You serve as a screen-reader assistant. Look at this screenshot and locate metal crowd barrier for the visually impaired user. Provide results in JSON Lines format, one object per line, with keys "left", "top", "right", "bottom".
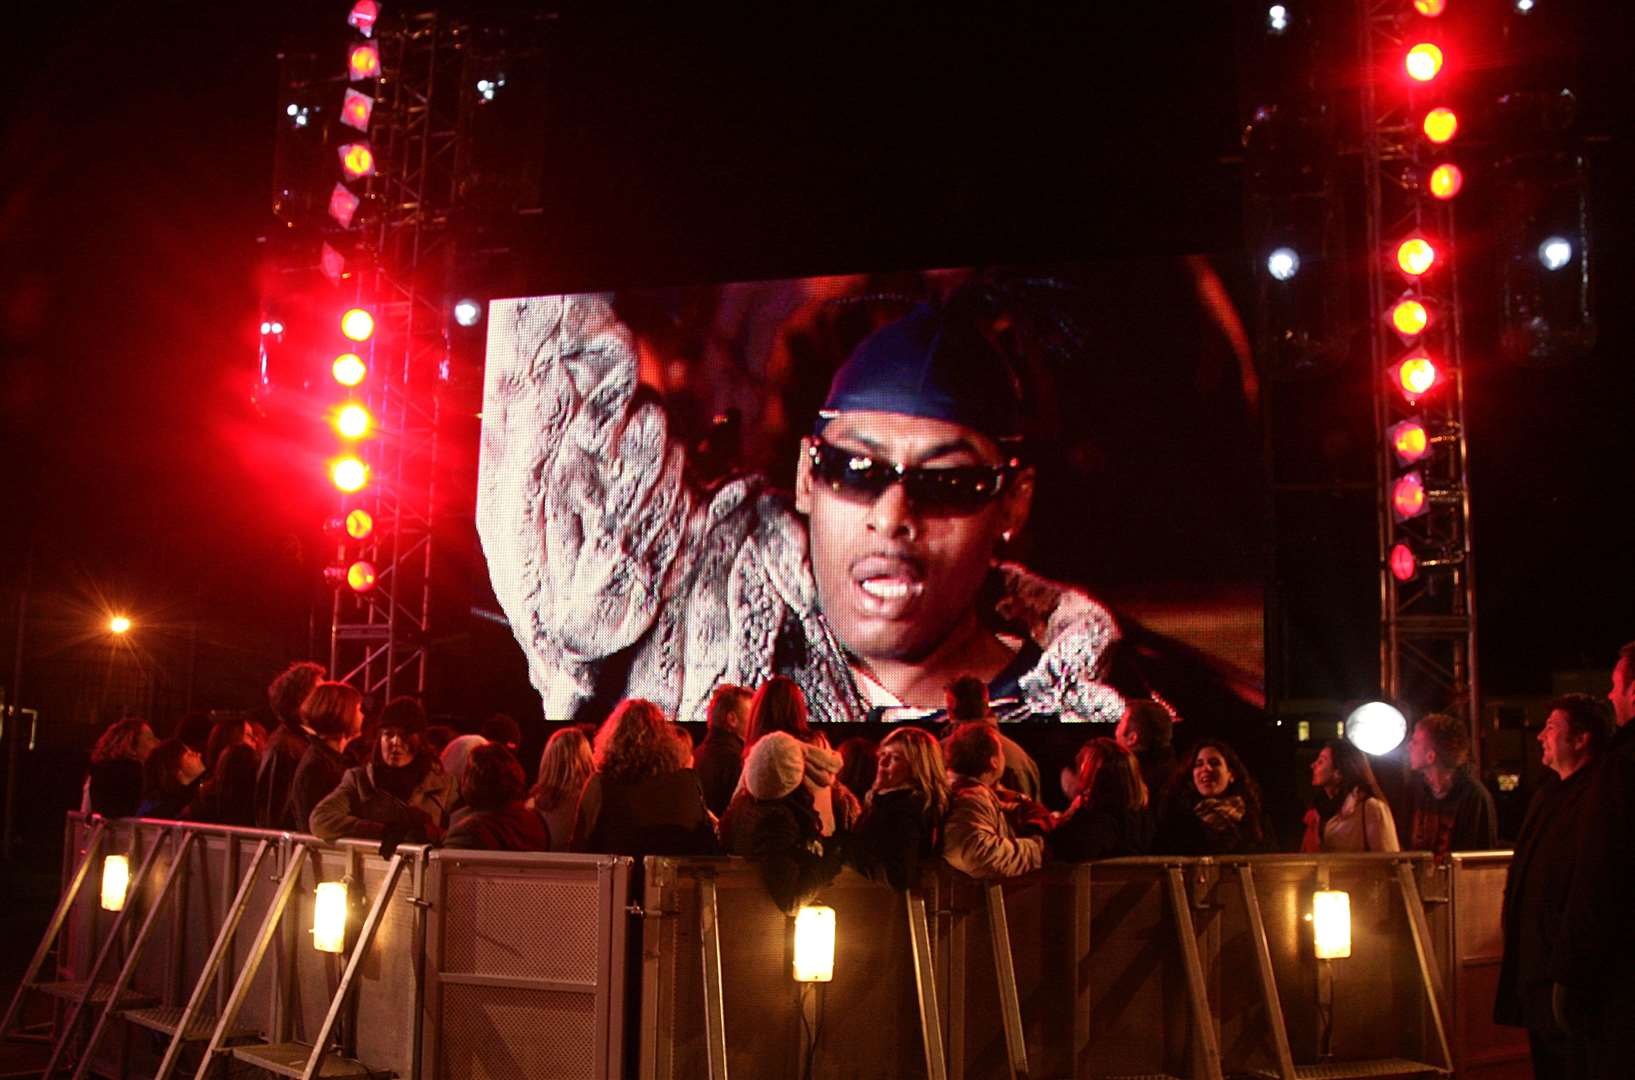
{"left": 12, "top": 815, "right": 1519, "bottom": 1079}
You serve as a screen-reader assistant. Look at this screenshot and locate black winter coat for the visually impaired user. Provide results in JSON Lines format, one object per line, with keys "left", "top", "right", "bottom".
{"left": 571, "top": 769, "right": 718, "bottom": 856}
{"left": 848, "top": 787, "right": 936, "bottom": 891}
{"left": 1552, "top": 722, "right": 1635, "bottom": 998}
{"left": 1049, "top": 801, "right": 1154, "bottom": 861}
{"left": 692, "top": 730, "right": 744, "bottom": 818}
{"left": 721, "top": 786, "right": 843, "bottom": 913}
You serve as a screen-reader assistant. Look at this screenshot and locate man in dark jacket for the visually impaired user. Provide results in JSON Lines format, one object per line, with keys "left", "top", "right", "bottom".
{"left": 253, "top": 661, "right": 325, "bottom": 828}
{"left": 1551, "top": 641, "right": 1635, "bottom": 1080}
{"left": 1404, "top": 711, "right": 1498, "bottom": 855}
{"left": 694, "top": 685, "right": 751, "bottom": 816}
{"left": 1495, "top": 693, "right": 1611, "bottom": 1079}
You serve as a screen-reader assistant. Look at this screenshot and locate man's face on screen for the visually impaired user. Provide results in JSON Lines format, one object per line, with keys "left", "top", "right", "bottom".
{"left": 795, "top": 410, "right": 1031, "bottom": 666}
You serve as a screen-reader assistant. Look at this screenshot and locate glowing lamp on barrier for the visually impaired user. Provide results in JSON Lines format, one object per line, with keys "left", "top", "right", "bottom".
{"left": 100, "top": 855, "right": 130, "bottom": 912}
{"left": 346, "top": 508, "right": 374, "bottom": 540}
{"left": 1396, "top": 237, "right": 1436, "bottom": 277}
{"left": 341, "top": 308, "right": 375, "bottom": 342}
{"left": 1423, "top": 107, "right": 1458, "bottom": 144}
{"left": 336, "top": 404, "right": 372, "bottom": 439}
{"left": 331, "top": 456, "right": 369, "bottom": 493}
{"left": 339, "top": 143, "right": 376, "bottom": 179}
{"left": 1428, "top": 164, "right": 1463, "bottom": 200}
{"left": 1346, "top": 701, "right": 1408, "bottom": 754}
{"left": 1312, "top": 890, "right": 1352, "bottom": 959}
{"left": 348, "top": 43, "right": 381, "bottom": 82}
{"left": 1390, "top": 298, "right": 1429, "bottom": 337}
{"left": 1405, "top": 43, "right": 1443, "bottom": 83}
{"left": 1392, "top": 472, "right": 1428, "bottom": 521}
{"left": 346, "top": 561, "right": 378, "bottom": 593}
{"left": 333, "top": 353, "right": 367, "bottom": 387}
{"left": 1413, "top": 0, "right": 1447, "bottom": 15}
{"left": 792, "top": 904, "right": 836, "bottom": 983}
{"left": 329, "top": 184, "right": 361, "bottom": 229}
{"left": 1390, "top": 543, "right": 1419, "bottom": 583}
{"left": 347, "top": 0, "right": 380, "bottom": 37}
{"left": 1388, "top": 419, "right": 1431, "bottom": 465}
{"left": 313, "top": 881, "right": 348, "bottom": 953}
{"left": 1394, "top": 352, "right": 1440, "bottom": 401}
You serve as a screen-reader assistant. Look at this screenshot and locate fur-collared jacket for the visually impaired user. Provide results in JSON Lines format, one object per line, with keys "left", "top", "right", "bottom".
{"left": 476, "top": 292, "right": 1126, "bottom": 724}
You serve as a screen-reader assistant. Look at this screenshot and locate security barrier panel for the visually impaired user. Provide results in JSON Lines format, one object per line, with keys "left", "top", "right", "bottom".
{"left": 1439, "top": 852, "right": 1529, "bottom": 1080}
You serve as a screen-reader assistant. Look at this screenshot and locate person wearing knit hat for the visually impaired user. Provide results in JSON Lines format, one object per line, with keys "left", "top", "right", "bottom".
{"left": 309, "top": 696, "right": 456, "bottom": 855}
{"left": 722, "top": 730, "right": 847, "bottom": 914}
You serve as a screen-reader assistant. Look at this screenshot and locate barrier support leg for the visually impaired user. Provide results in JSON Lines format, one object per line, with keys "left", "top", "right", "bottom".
{"left": 906, "top": 892, "right": 948, "bottom": 1080}
{"left": 1394, "top": 861, "right": 1455, "bottom": 1073}
{"left": 983, "top": 883, "right": 1030, "bottom": 1080}
{"left": 0, "top": 822, "right": 106, "bottom": 1042}
{"left": 1234, "top": 864, "right": 1296, "bottom": 1080}
{"left": 1164, "top": 866, "right": 1224, "bottom": 1080}
{"left": 298, "top": 852, "right": 405, "bottom": 1080}
{"left": 697, "top": 876, "right": 729, "bottom": 1080}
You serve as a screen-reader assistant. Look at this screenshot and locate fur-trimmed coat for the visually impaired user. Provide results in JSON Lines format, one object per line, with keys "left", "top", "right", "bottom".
{"left": 476, "top": 292, "right": 1125, "bottom": 723}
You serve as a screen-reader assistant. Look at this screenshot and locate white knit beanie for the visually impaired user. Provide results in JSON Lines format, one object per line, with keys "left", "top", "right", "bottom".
{"left": 744, "top": 732, "right": 806, "bottom": 800}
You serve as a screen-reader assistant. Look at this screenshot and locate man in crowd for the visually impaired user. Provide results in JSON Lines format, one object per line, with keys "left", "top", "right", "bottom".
{"left": 1494, "top": 693, "right": 1611, "bottom": 1079}
{"left": 1404, "top": 711, "right": 1497, "bottom": 855}
{"left": 1551, "top": 641, "right": 1635, "bottom": 1079}
{"left": 475, "top": 289, "right": 1125, "bottom": 725}
{"left": 694, "top": 684, "right": 752, "bottom": 816}
{"left": 253, "top": 660, "right": 325, "bottom": 829}
{"left": 1116, "top": 698, "right": 1179, "bottom": 803}
{"left": 945, "top": 675, "right": 1040, "bottom": 800}
{"left": 942, "top": 722, "right": 1050, "bottom": 879}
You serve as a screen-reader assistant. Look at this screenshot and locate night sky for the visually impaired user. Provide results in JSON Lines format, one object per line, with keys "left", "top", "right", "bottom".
{"left": 2, "top": 0, "right": 1632, "bottom": 782}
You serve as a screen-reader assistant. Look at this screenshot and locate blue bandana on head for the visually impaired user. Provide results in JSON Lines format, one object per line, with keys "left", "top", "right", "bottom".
{"left": 816, "top": 304, "right": 1024, "bottom": 441}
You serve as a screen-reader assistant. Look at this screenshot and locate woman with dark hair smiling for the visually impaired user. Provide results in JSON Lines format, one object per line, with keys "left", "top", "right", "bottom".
{"left": 1154, "top": 739, "right": 1274, "bottom": 855}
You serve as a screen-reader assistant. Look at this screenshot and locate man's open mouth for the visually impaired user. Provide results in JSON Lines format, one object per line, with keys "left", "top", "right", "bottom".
{"left": 850, "top": 555, "right": 926, "bottom": 617}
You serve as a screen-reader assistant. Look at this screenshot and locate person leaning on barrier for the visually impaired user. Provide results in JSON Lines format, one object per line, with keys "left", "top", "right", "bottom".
{"left": 254, "top": 660, "right": 326, "bottom": 829}
{"left": 694, "top": 685, "right": 751, "bottom": 818}
{"left": 1049, "top": 737, "right": 1153, "bottom": 861}
{"left": 941, "top": 721, "right": 1049, "bottom": 880}
{"left": 1550, "top": 641, "right": 1635, "bottom": 1079}
{"left": 1405, "top": 711, "right": 1498, "bottom": 855}
{"left": 1153, "top": 738, "right": 1274, "bottom": 856}
{"left": 287, "top": 682, "right": 364, "bottom": 832}
{"left": 1494, "top": 693, "right": 1611, "bottom": 1080}
{"left": 529, "top": 726, "right": 594, "bottom": 853}
{"left": 84, "top": 715, "right": 159, "bottom": 818}
{"left": 190, "top": 743, "right": 259, "bottom": 827}
{"left": 848, "top": 727, "right": 950, "bottom": 890}
{"left": 309, "top": 697, "right": 456, "bottom": 853}
{"left": 443, "top": 742, "right": 550, "bottom": 851}
{"left": 1303, "top": 739, "right": 1400, "bottom": 853}
{"left": 570, "top": 699, "right": 717, "bottom": 856}
{"left": 721, "top": 731, "right": 846, "bottom": 913}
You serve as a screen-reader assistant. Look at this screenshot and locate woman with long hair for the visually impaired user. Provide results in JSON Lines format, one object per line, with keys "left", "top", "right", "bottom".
{"left": 86, "top": 716, "right": 159, "bottom": 817}
{"left": 741, "top": 676, "right": 857, "bottom": 834}
{"left": 848, "top": 727, "right": 950, "bottom": 889}
{"left": 287, "top": 682, "right": 364, "bottom": 831}
{"left": 1153, "top": 738, "right": 1274, "bottom": 855}
{"left": 571, "top": 699, "right": 716, "bottom": 855}
{"left": 1306, "top": 739, "right": 1400, "bottom": 852}
{"left": 529, "top": 727, "right": 594, "bottom": 852}
{"left": 445, "top": 742, "right": 550, "bottom": 851}
{"left": 1049, "top": 737, "right": 1153, "bottom": 860}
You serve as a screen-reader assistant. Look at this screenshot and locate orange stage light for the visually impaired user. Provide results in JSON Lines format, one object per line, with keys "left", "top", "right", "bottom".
{"left": 1389, "top": 419, "right": 1431, "bottom": 464}
{"left": 348, "top": 43, "right": 381, "bottom": 81}
{"left": 1428, "top": 164, "right": 1463, "bottom": 200}
{"left": 1397, "top": 352, "right": 1440, "bottom": 398}
{"left": 336, "top": 404, "right": 371, "bottom": 439}
{"left": 1405, "top": 43, "right": 1443, "bottom": 82}
{"left": 1413, "top": 0, "right": 1447, "bottom": 16}
{"left": 339, "top": 143, "right": 375, "bottom": 179}
{"left": 1392, "top": 473, "right": 1427, "bottom": 520}
{"left": 1396, "top": 238, "right": 1436, "bottom": 277}
{"left": 345, "top": 508, "right": 374, "bottom": 540}
{"left": 332, "top": 353, "right": 367, "bottom": 386}
{"left": 1390, "top": 544, "right": 1418, "bottom": 582}
{"left": 1423, "top": 107, "right": 1458, "bottom": 144}
{"left": 331, "top": 456, "right": 368, "bottom": 493}
{"left": 1391, "top": 298, "right": 1429, "bottom": 336}
{"left": 341, "top": 308, "right": 375, "bottom": 342}
{"left": 346, "top": 561, "right": 378, "bottom": 592}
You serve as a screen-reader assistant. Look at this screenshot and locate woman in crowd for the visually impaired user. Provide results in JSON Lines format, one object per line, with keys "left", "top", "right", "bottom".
{"left": 444, "top": 742, "right": 550, "bottom": 851}
{"left": 85, "top": 716, "right": 159, "bottom": 817}
{"left": 722, "top": 731, "right": 846, "bottom": 912}
{"left": 571, "top": 699, "right": 716, "bottom": 855}
{"left": 848, "top": 727, "right": 948, "bottom": 890}
{"left": 287, "top": 682, "right": 364, "bottom": 831}
{"left": 1153, "top": 739, "right": 1274, "bottom": 855}
{"left": 836, "top": 737, "right": 878, "bottom": 804}
{"left": 1304, "top": 739, "right": 1400, "bottom": 852}
{"left": 1049, "top": 737, "right": 1153, "bottom": 860}
{"left": 309, "top": 697, "right": 457, "bottom": 852}
{"left": 530, "top": 727, "right": 593, "bottom": 853}
{"left": 741, "top": 677, "right": 858, "bottom": 835}
{"left": 137, "top": 738, "right": 207, "bottom": 819}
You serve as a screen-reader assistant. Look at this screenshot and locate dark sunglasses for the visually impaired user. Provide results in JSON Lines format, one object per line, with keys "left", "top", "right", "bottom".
{"left": 806, "top": 439, "right": 1018, "bottom": 515}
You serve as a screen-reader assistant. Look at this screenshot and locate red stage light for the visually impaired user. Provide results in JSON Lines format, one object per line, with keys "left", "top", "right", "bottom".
{"left": 346, "top": 508, "right": 374, "bottom": 540}
{"left": 348, "top": 1, "right": 380, "bottom": 37}
{"left": 1396, "top": 237, "right": 1436, "bottom": 277}
{"left": 348, "top": 43, "right": 381, "bottom": 82}
{"left": 333, "top": 353, "right": 367, "bottom": 386}
{"left": 341, "top": 308, "right": 375, "bottom": 342}
{"left": 1392, "top": 472, "right": 1428, "bottom": 520}
{"left": 1390, "top": 544, "right": 1418, "bottom": 582}
{"left": 1423, "top": 107, "right": 1458, "bottom": 144}
{"left": 1389, "top": 419, "right": 1431, "bottom": 464}
{"left": 1391, "top": 298, "right": 1429, "bottom": 337}
{"left": 340, "top": 89, "right": 374, "bottom": 133}
{"left": 328, "top": 184, "right": 361, "bottom": 229}
{"left": 1405, "top": 43, "right": 1443, "bottom": 83}
{"left": 338, "top": 143, "right": 376, "bottom": 179}
{"left": 320, "top": 242, "right": 347, "bottom": 285}
{"left": 335, "top": 404, "right": 372, "bottom": 439}
{"left": 1413, "top": 0, "right": 1447, "bottom": 16}
{"left": 1395, "top": 351, "right": 1441, "bottom": 400}
{"left": 346, "top": 560, "right": 378, "bottom": 592}
{"left": 1428, "top": 164, "right": 1463, "bottom": 200}
{"left": 331, "top": 456, "right": 369, "bottom": 493}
